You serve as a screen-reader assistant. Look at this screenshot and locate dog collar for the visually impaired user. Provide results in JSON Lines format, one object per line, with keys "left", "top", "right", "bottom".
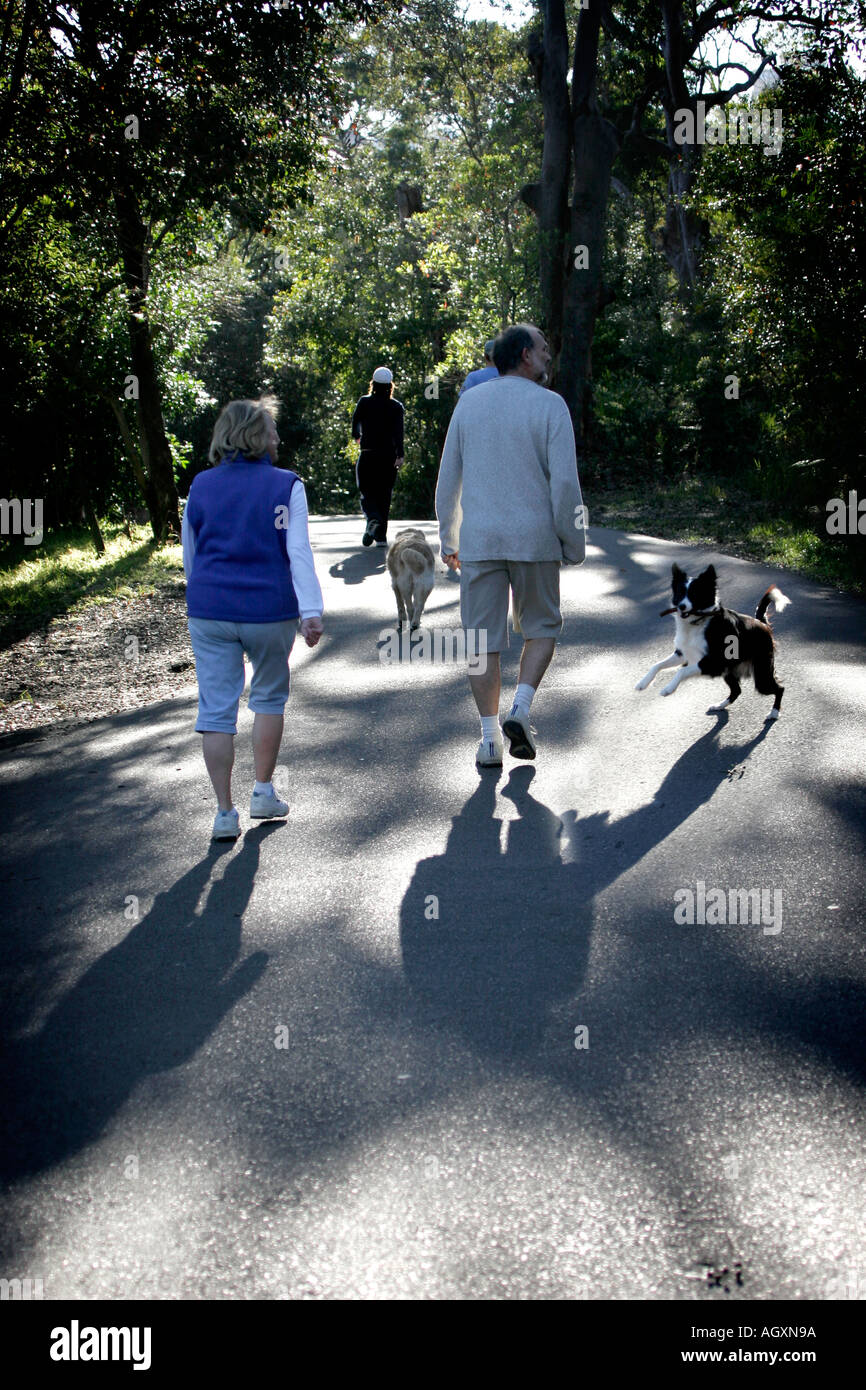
{"left": 660, "top": 604, "right": 720, "bottom": 620}
{"left": 688, "top": 605, "right": 720, "bottom": 622}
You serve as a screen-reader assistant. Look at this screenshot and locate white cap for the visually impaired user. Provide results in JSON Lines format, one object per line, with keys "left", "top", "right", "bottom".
{"left": 372, "top": 367, "right": 392, "bottom": 384}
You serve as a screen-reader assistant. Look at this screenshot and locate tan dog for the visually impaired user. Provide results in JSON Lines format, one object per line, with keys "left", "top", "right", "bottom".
{"left": 386, "top": 528, "right": 435, "bottom": 630}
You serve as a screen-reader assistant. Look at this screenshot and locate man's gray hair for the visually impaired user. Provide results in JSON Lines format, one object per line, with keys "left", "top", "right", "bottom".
{"left": 209, "top": 396, "right": 278, "bottom": 464}
{"left": 492, "top": 324, "right": 535, "bottom": 375}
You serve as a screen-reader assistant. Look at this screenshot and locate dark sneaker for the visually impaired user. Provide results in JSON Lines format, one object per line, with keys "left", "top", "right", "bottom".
{"left": 501, "top": 708, "right": 537, "bottom": 759}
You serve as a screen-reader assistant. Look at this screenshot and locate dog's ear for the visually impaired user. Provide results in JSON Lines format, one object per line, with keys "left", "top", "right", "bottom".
{"left": 672, "top": 563, "right": 686, "bottom": 581}
{"left": 699, "top": 564, "right": 717, "bottom": 585}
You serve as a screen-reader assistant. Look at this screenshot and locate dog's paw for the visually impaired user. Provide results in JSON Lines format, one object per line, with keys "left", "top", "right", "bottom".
{"left": 635, "top": 675, "right": 652, "bottom": 691}
{"left": 766, "top": 707, "right": 781, "bottom": 721}
{"left": 660, "top": 682, "right": 678, "bottom": 697}
{"left": 710, "top": 699, "right": 731, "bottom": 712}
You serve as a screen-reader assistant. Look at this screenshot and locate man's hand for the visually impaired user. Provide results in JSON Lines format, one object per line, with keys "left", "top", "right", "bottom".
{"left": 300, "top": 616, "right": 323, "bottom": 647}
{"left": 441, "top": 551, "right": 460, "bottom": 572}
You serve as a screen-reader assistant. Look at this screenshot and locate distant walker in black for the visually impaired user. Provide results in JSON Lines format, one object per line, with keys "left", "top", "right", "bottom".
{"left": 351, "top": 366, "right": 405, "bottom": 546}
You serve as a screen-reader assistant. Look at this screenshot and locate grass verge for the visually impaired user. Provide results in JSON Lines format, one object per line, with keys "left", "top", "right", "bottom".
{"left": 0, "top": 523, "right": 185, "bottom": 641}
{"left": 588, "top": 475, "right": 865, "bottom": 594}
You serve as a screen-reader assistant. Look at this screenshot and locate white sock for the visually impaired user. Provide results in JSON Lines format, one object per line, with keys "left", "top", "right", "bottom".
{"left": 480, "top": 716, "right": 500, "bottom": 742}
{"left": 510, "top": 683, "right": 535, "bottom": 717}
{"left": 253, "top": 781, "right": 274, "bottom": 796}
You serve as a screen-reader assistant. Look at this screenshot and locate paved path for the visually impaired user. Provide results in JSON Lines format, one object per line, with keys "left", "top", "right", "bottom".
{"left": 1, "top": 519, "right": 865, "bottom": 1300}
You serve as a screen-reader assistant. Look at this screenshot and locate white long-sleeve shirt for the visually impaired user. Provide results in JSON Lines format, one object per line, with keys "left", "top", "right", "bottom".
{"left": 182, "top": 477, "right": 324, "bottom": 619}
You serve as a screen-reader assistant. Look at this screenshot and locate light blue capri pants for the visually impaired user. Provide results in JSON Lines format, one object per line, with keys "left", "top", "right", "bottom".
{"left": 187, "top": 618, "right": 296, "bottom": 734}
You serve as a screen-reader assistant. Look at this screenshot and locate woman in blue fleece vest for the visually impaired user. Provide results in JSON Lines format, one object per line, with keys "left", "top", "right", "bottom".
{"left": 183, "top": 397, "right": 324, "bottom": 840}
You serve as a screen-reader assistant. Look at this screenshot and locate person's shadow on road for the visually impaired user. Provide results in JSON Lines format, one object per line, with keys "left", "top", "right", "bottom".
{"left": 400, "top": 719, "right": 775, "bottom": 1063}
{"left": 0, "top": 825, "right": 277, "bottom": 1185}
{"left": 401, "top": 766, "right": 589, "bottom": 1057}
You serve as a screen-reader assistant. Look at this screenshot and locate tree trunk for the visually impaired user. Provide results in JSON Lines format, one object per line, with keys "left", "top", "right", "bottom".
{"left": 659, "top": 0, "right": 706, "bottom": 298}
{"left": 82, "top": 492, "right": 105, "bottom": 555}
{"left": 558, "top": 1, "right": 621, "bottom": 448}
{"left": 526, "top": 0, "right": 620, "bottom": 447}
{"left": 103, "top": 393, "right": 158, "bottom": 525}
{"left": 0, "top": 0, "right": 37, "bottom": 164}
{"left": 662, "top": 136, "right": 705, "bottom": 294}
{"left": 527, "top": 1, "right": 572, "bottom": 366}
{"left": 114, "top": 183, "right": 180, "bottom": 543}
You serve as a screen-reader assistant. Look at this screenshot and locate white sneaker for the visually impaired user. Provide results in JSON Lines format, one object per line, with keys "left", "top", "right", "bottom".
{"left": 249, "top": 788, "right": 289, "bottom": 819}
{"left": 212, "top": 807, "right": 241, "bottom": 840}
{"left": 475, "top": 736, "right": 504, "bottom": 767}
{"left": 501, "top": 708, "right": 537, "bottom": 760}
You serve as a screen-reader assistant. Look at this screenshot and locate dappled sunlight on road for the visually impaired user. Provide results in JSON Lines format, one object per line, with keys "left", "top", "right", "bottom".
{"left": 1, "top": 521, "right": 865, "bottom": 1297}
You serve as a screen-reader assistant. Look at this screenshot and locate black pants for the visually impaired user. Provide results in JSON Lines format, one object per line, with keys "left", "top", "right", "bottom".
{"left": 356, "top": 450, "right": 396, "bottom": 541}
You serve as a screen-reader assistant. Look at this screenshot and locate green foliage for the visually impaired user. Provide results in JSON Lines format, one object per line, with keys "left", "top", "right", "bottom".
{"left": 1, "top": 0, "right": 863, "bottom": 600}
{"left": 587, "top": 49, "right": 866, "bottom": 576}
{"left": 263, "top": 0, "right": 541, "bottom": 510}
{"left": 697, "top": 62, "right": 866, "bottom": 508}
{"left": 0, "top": 0, "right": 399, "bottom": 530}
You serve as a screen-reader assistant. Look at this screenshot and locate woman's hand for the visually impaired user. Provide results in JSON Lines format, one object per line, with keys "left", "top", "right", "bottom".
{"left": 441, "top": 551, "right": 460, "bottom": 571}
{"left": 394, "top": 456, "right": 404, "bottom": 471}
{"left": 301, "top": 617, "right": 323, "bottom": 647}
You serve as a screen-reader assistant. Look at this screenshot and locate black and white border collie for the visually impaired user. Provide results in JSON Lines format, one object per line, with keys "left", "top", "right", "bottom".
{"left": 635, "top": 563, "right": 791, "bottom": 719}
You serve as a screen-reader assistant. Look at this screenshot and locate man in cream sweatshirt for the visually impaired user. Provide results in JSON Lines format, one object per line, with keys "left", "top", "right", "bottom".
{"left": 435, "top": 323, "right": 586, "bottom": 766}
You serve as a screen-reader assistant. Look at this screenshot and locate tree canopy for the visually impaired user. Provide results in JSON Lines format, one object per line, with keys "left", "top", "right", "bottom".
{"left": 1, "top": 0, "right": 863, "bottom": 584}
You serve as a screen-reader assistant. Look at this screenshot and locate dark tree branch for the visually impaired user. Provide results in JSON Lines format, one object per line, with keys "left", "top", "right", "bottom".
{"left": 0, "top": 0, "right": 37, "bottom": 162}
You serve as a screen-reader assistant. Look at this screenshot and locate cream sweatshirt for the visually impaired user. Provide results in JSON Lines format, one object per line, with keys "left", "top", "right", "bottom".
{"left": 435, "top": 375, "right": 586, "bottom": 564}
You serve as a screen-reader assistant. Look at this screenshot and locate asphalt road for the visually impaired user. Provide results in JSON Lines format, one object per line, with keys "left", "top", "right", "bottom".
{"left": 1, "top": 519, "right": 865, "bottom": 1300}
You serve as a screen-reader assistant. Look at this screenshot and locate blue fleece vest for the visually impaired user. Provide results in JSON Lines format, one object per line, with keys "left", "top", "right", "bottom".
{"left": 185, "top": 458, "right": 300, "bottom": 623}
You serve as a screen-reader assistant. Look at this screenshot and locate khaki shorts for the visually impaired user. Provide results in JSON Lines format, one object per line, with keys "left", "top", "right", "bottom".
{"left": 459, "top": 560, "right": 562, "bottom": 653}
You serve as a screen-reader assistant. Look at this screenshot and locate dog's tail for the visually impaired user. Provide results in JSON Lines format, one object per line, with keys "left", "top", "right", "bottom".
{"left": 755, "top": 585, "right": 791, "bottom": 624}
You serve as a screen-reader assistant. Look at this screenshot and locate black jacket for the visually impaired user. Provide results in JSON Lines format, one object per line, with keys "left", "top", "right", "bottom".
{"left": 351, "top": 395, "right": 404, "bottom": 458}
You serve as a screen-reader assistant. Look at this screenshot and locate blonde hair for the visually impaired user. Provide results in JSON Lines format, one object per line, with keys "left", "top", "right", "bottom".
{"left": 209, "top": 396, "right": 279, "bottom": 464}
